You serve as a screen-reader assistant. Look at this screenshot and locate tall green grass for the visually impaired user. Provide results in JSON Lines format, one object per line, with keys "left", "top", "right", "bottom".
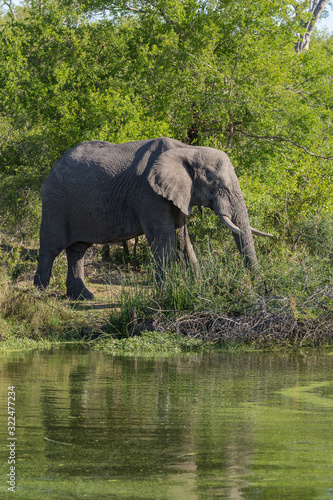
{"left": 1, "top": 239, "right": 333, "bottom": 344}
{"left": 105, "top": 244, "right": 333, "bottom": 337}
{"left": 106, "top": 248, "right": 262, "bottom": 336}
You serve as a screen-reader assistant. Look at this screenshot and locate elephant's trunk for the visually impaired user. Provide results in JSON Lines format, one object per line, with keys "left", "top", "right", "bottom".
{"left": 214, "top": 192, "right": 259, "bottom": 273}
{"left": 232, "top": 229, "right": 259, "bottom": 273}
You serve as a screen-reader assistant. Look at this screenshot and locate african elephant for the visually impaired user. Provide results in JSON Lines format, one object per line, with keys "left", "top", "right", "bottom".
{"left": 34, "top": 137, "right": 271, "bottom": 299}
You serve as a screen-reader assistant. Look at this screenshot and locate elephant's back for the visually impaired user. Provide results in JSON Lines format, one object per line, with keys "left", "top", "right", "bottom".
{"left": 53, "top": 140, "right": 149, "bottom": 177}
{"left": 43, "top": 137, "right": 189, "bottom": 196}
{"left": 42, "top": 141, "right": 142, "bottom": 197}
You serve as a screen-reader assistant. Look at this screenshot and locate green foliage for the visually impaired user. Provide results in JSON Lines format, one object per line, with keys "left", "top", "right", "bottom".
{"left": 0, "top": 242, "right": 37, "bottom": 281}
{"left": 0, "top": 0, "right": 333, "bottom": 243}
{"left": 93, "top": 330, "right": 213, "bottom": 355}
{"left": 0, "top": 336, "right": 53, "bottom": 351}
{"left": 0, "top": 286, "right": 75, "bottom": 338}
{"left": 49, "top": 251, "right": 68, "bottom": 291}
{"left": 292, "top": 213, "right": 333, "bottom": 256}
{"left": 105, "top": 249, "right": 260, "bottom": 337}
{"left": 0, "top": 240, "right": 333, "bottom": 345}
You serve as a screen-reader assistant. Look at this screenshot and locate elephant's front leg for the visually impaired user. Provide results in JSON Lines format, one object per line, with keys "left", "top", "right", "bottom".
{"left": 66, "top": 243, "right": 94, "bottom": 300}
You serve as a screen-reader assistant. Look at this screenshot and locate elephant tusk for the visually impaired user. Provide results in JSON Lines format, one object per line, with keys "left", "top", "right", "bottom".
{"left": 250, "top": 227, "right": 273, "bottom": 238}
{"left": 221, "top": 215, "right": 243, "bottom": 235}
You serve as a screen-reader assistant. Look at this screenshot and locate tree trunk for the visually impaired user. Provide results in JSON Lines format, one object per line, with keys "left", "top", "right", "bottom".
{"left": 295, "top": 0, "right": 331, "bottom": 53}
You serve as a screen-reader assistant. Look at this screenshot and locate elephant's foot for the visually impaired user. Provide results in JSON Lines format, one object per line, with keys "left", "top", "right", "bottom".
{"left": 66, "top": 285, "right": 95, "bottom": 300}
{"left": 33, "top": 273, "right": 49, "bottom": 292}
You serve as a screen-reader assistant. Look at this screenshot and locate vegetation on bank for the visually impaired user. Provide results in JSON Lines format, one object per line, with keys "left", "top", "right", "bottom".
{"left": 0, "top": 231, "right": 333, "bottom": 350}
{"left": 1, "top": 1, "right": 333, "bottom": 350}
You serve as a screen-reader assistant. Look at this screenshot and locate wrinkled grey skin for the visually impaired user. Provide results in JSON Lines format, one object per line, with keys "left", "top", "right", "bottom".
{"left": 34, "top": 137, "right": 261, "bottom": 299}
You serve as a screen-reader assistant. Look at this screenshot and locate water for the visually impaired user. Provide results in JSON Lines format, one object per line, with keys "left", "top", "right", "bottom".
{"left": 0, "top": 348, "right": 333, "bottom": 499}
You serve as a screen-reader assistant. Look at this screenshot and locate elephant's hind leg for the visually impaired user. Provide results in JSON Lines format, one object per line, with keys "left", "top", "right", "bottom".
{"left": 34, "top": 247, "right": 61, "bottom": 291}
{"left": 66, "top": 243, "right": 94, "bottom": 300}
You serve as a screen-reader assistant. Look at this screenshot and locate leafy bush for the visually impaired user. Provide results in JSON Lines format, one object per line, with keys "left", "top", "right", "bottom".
{"left": 292, "top": 214, "right": 333, "bottom": 256}
{"left": 0, "top": 243, "right": 37, "bottom": 282}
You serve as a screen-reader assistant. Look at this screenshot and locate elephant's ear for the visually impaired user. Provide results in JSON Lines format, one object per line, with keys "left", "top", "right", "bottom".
{"left": 148, "top": 148, "right": 197, "bottom": 215}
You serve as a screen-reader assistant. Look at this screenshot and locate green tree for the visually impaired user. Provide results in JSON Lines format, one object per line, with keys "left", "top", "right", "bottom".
{"left": 0, "top": 0, "right": 332, "bottom": 243}
{"left": 0, "top": 0, "right": 170, "bottom": 235}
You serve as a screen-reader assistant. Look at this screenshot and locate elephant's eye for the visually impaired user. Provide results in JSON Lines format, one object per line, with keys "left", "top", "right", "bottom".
{"left": 205, "top": 170, "right": 217, "bottom": 182}
{"left": 207, "top": 179, "right": 219, "bottom": 193}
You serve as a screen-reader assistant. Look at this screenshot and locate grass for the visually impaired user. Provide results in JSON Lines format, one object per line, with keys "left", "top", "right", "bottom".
{"left": 0, "top": 238, "right": 333, "bottom": 351}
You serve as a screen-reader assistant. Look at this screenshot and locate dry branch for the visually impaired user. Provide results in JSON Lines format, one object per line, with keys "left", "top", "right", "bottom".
{"left": 129, "top": 289, "right": 333, "bottom": 346}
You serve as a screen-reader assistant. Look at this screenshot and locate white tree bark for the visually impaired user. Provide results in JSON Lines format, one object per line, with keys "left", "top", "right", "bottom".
{"left": 295, "top": 0, "right": 331, "bottom": 53}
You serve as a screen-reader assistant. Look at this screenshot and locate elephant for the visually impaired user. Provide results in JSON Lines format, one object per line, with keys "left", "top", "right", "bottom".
{"left": 34, "top": 137, "right": 271, "bottom": 299}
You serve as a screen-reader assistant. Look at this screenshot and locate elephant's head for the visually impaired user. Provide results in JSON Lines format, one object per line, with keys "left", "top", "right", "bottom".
{"left": 148, "top": 146, "right": 271, "bottom": 272}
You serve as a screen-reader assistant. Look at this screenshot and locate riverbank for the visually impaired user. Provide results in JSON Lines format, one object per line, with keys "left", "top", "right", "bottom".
{"left": 0, "top": 239, "right": 333, "bottom": 352}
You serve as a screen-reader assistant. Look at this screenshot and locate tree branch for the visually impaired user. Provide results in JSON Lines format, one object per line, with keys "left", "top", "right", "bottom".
{"left": 234, "top": 128, "right": 333, "bottom": 159}
{"left": 124, "top": 4, "right": 146, "bottom": 14}
{"left": 3, "top": 0, "right": 17, "bottom": 19}
{"left": 226, "top": 121, "right": 234, "bottom": 152}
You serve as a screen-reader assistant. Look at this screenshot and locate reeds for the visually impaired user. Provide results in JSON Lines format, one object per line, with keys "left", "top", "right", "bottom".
{"left": 1, "top": 244, "right": 333, "bottom": 347}
{"left": 104, "top": 247, "right": 333, "bottom": 346}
